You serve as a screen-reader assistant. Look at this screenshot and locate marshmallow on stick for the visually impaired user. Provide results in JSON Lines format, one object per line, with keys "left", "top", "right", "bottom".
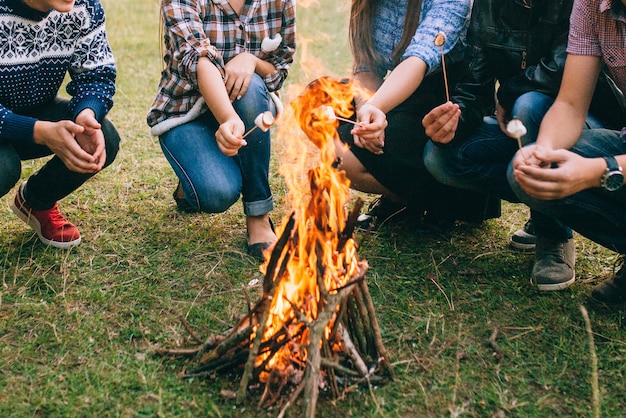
{"left": 434, "top": 32, "right": 450, "bottom": 102}
{"left": 242, "top": 111, "right": 275, "bottom": 139}
{"left": 506, "top": 119, "right": 528, "bottom": 159}
{"left": 315, "top": 105, "right": 361, "bottom": 126}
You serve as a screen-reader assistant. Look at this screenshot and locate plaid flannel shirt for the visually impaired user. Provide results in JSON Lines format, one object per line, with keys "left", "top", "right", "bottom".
{"left": 568, "top": 0, "right": 626, "bottom": 94}
{"left": 147, "top": 0, "right": 295, "bottom": 129}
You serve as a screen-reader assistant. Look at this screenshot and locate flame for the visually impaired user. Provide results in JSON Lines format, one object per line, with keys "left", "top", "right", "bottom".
{"left": 254, "top": 77, "right": 362, "bottom": 378}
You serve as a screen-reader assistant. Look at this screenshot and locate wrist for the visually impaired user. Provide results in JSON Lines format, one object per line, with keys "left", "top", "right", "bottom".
{"left": 600, "top": 155, "right": 624, "bottom": 191}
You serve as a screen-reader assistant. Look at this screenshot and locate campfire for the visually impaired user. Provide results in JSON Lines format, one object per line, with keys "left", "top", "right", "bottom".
{"left": 157, "top": 77, "right": 393, "bottom": 417}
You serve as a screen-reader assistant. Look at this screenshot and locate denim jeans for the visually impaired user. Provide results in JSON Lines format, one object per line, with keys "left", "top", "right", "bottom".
{"left": 509, "top": 128, "right": 626, "bottom": 253}
{"left": 159, "top": 73, "right": 275, "bottom": 216}
{"left": 424, "top": 91, "right": 604, "bottom": 239}
{"left": 0, "top": 97, "right": 120, "bottom": 210}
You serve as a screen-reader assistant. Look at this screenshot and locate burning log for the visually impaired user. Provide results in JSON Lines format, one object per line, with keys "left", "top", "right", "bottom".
{"left": 156, "top": 77, "right": 392, "bottom": 417}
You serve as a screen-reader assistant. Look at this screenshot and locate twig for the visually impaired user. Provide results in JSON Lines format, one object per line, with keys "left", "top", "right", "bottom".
{"left": 180, "top": 317, "right": 203, "bottom": 344}
{"left": 580, "top": 305, "right": 600, "bottom": 418}
{"left": 357, "top": 267, "right": 394, "bottom": 379}
{"left": 488, "top": 327, "right": 504, "bottom": 363}
{"left": 337, "top": 323, "right": 369, "bottom": 376}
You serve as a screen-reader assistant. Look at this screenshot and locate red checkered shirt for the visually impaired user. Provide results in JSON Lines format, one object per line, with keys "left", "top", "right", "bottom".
{"left": 568, "top": 0, "right": 626, "bottom": 94}
{"left": 147, "top": 0, "right": 296, "bottom": 128}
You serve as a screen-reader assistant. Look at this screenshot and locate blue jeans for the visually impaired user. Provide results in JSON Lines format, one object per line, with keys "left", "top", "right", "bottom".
{"left": 424, "top": 91, "right": 603, "bottom": 239}
{"left": 509, "top": 128, "right": 626, "bottom": 254}
{"left": 424, "top": 92, "right": 557, "bottom": 202}
{"left": 0, "top": 97, "right": 120, "bottom": 209}
{"left": 159, "top": 73, "right": 274, "bottom": 216}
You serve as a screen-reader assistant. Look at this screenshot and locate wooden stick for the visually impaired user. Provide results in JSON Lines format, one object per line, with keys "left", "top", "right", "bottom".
{"left": 335, "top": 115, "right": 362, "bottom": 126}
{"left": 180, "top": 317, "right": 203, "bottom": 344}
{"left": 242, "top": 125, "right": 258, "bottom": 139}
{"left": 441, "top": 51, "right": 450, "bottom": 102}
{"left": 488, "top": 327, "right": 504, "bottom": 363}
{"left": 357, "top": 267, "right": 394, "bottom": 380}
{"left": 337, "top": 323, "right": 368, "bottom": 376}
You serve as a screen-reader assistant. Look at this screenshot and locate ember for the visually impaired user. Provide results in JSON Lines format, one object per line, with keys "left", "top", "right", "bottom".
{"left": 157, "top": 77, "right": 392, "bottom": 417}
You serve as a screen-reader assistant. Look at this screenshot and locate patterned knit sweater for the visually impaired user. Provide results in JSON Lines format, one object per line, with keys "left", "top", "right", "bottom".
{"left": 0, "top": 0, "right": 116, "bottom": 144}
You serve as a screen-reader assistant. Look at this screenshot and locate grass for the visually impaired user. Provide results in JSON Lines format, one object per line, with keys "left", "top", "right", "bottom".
{"left": 1, "top": 0, "right": 626, "bottom": 416}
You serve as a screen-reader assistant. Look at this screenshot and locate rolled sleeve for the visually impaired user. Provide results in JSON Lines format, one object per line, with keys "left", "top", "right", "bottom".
{"left": 402, "top": 0, "right": 471, "bottom": 75}
{"left": 164, "top": 0, "right": 225, "bottom": 86}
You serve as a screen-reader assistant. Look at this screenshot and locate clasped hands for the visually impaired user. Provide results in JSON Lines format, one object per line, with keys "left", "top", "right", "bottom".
{"left": 34, "top": 109, "right": 105, "bottom": 174}
{"left": 513, "top": 144, "right": 597, "bottom": 200}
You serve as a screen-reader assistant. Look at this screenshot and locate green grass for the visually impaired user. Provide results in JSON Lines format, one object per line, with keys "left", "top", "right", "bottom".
{"left": 1, "top": 0, "right": 626, "bottom": 416}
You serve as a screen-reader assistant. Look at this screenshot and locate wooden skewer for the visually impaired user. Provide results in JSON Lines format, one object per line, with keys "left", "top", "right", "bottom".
{"left": 242, "top": 125, "right": 258, "bottom": 139}
{"left": 335, "top": 115, "right": 362, "bottom": 126}
{"left": 434, "top": 32, "right": 450, "bottom": 102}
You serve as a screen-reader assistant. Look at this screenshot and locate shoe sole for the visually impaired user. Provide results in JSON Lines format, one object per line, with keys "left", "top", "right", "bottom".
{"left": 10, "top": 201, "right": 81, "bottom": 249}
{"left": 532, "top": 274, "right": 576, "bottom": 291}
{"left": 510, "top": 240, "right": 536, "bottom": 251}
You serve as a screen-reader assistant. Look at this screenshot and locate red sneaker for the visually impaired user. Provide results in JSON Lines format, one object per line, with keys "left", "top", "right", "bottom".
{"left": 10, "top": 182, "right": 81, "bottom": 249}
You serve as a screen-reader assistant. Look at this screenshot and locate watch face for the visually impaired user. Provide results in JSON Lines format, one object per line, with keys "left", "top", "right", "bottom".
{"left": 605, "top": 172, "right": 624, "bottom": 191}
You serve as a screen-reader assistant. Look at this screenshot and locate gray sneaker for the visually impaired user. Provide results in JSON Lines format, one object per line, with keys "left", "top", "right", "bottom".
{"left": 531, "top": 237, "right": 576, "bottom": 291}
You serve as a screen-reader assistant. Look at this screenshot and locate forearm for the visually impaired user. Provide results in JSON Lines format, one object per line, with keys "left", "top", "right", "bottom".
{"left": 197, "top": 57, "right": 238, "bottom": 124}
{"left": 254, "top": 58, "right": 276, "bottom": 78}
{"left": 367, "top": 57, "right": 427, "bottom": 113}
{"left": 536, "top": 101, "right": 588, "bottom": 150}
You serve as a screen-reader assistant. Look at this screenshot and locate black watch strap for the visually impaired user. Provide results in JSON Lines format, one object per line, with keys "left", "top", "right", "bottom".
{"left": 604, "top": 155, "right": 620, "bottom": 172}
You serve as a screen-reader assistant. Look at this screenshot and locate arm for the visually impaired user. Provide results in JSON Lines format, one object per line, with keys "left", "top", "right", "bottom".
{"left": 224, "top": 0, "right": 296, "bottom": 100}
{"left": 354, "top": 0, "right": 471, "bottom": 151}
{"left": 535, "top": 54, "right": 600, "bottom": 150}
{"left": 66, "top": 0, "right": 116, "bottom": 122}
{"left": 423, "top": 0, "right": 495, "bottom": 144}
{"left": 198, "top": 57, "right": 245, "bottom": 157}
{"left": 512, "top": 54, "right": 607, "bottom": 199}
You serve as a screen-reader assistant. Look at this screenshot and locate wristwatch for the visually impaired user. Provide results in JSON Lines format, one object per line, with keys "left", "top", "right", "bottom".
{"left": 601, "top": 156, "right": 624, "bottom": 191}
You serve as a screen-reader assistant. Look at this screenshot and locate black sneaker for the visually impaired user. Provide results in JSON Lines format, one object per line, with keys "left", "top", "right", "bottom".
{"left": 356, "top": 196, "right": 407, "bottom": 230}
{"left": 173, "top": 181, "right": 198, "bottom": 213}
{"left": 510, "top": 218, "right": 536, "bottom": 250}
{"left": 590, "top": 257, "right": 626, "bottom": 306}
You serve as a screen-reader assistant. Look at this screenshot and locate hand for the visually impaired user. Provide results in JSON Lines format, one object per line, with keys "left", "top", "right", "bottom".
{"left": 216, "top": 117, "right": 246, "bottom": 156}
{"left": 33, "top": 118, "right": 102, "bottom": 173}
{"left": 75, "top": 109, "right": 106, "bottom": 170}
{"left": 512, "top": 145, "right": 597, "bottom": 200}
{"left": 422, "top": 101, "right": 460, "bottom": 144}
{"left": 351, "top": 102, "right": 387, "bottom": 155}
{"left": 224, "top": 53, "right": 257, "bottom": 101}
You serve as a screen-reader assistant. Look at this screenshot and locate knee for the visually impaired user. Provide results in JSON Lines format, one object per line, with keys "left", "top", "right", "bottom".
{"left": 101, "top": 118, "right": 121, "bottom": 167}
{"left": 0, "top": 149, "right": 21, "bottom": 198}
{"left": 192, "top": 182, "right": 240, "bottom": 214}
{"left": 233, "top": 74, "right": 272, "bottom": 122}
{"left": 511, "top": 92, "right": 553, "bottom": 143}
{"left": 423, "top": 142, "right": 459, "bottom": 185}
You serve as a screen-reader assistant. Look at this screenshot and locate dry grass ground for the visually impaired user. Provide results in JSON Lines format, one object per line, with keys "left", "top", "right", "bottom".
{"left": 1, "top": 0, "right": 625, "bottom": 416}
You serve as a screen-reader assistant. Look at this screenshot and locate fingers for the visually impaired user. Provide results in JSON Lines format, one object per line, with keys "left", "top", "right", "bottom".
{"left": 353, "top": 133, "right": 384, "bottom": 155}
{"left": 422, "top": 102, "right": 460, "bottom": 144}
{"left": 216, "top": 119, "right": 246, "bottom": 156}
{"left": 224, "top": 64, "right": 253, "bottom": 101}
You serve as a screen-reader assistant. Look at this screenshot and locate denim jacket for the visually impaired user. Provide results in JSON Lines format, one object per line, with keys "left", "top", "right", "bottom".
{"left": 450, "top": 0, "right": 625, "bottom": 143}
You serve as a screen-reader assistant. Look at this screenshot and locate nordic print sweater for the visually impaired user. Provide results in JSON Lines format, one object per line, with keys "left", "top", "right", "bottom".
{"left": 0, "top": 0, "right": 116, "bottom": 144}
